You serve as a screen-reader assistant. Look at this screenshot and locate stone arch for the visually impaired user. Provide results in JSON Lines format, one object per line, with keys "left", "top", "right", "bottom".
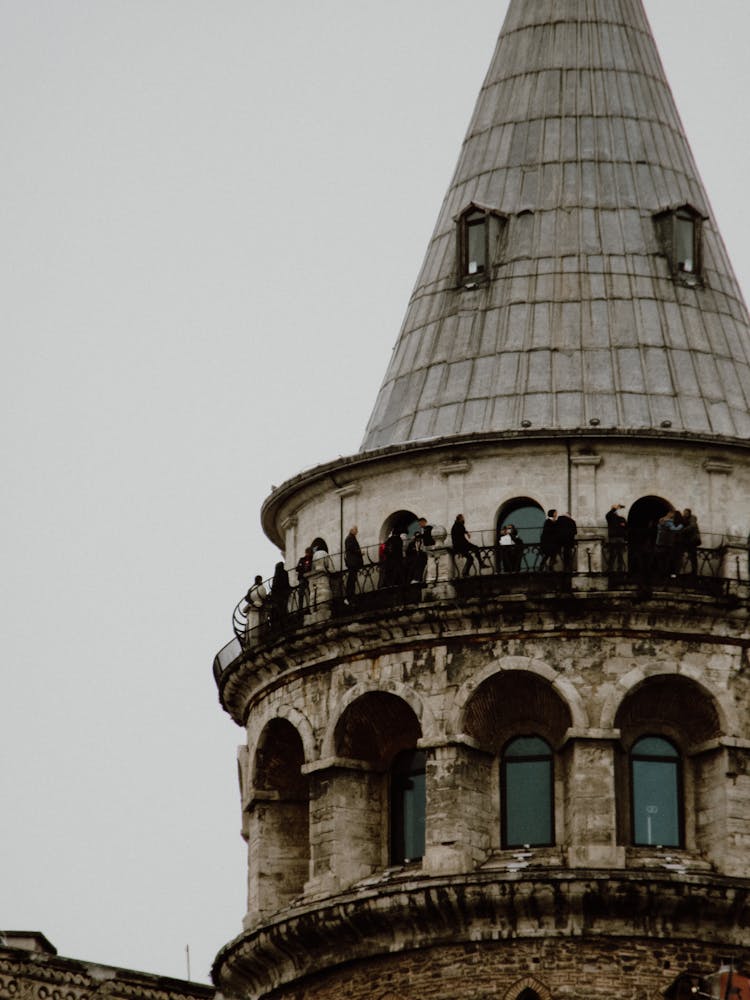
{"left": 462, "top": 668, "right": 574, "bottom": 752}
{"left": 610, "top": 671, "right": 728, "bottom": 857}
{"left": 600, "top": 664, "right": 734, "bottom": 737}
{"left": 332, "top": 690, "right": 423, "bottom": 768}
{"left": 248, "top": 704, "right": 315, "bottom": 766}
{"left": 496, "top": 495, "right": 546, "bottom": 547}
{"left": 452, "top": 655, "right": 588, "bottom": 739}
{"left": 503, "top": 977, "right": 553, "bottom": 1000}
{"left": 380, "top": 509, "right": 418, "bottom": 541}
{"left": 322, "top": 678, "right": 435, "bottom": 759}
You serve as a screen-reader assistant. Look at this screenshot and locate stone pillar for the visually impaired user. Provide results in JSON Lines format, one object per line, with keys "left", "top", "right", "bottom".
{"left": 423, "top": 525, "right": 456, "bottom": 600}
{"left": 335, "top": 484, "right": 362, "bottom": 560}
{"left": 704, "top": 459, "right": 732, "bottom": 535}
{"left": 303, "top": 758, "right": 383, "bottom": 896}
{"left": 281, "top": 514, "right": 297, "bottom": 564}
{"left": 562, "top": 729, "right": 625, "bottom": 868}
{"left": 306, "top": 564, "right": 334, "bottom": 624}
{"left": 693, "top": 739, "right": 750, "bottom": 877}
{"left": 438, "top": 459, "right": 471, "bottom": 529}
{"left": 570, "top": 453, "right": 602, "bottom": 526}
{"left": 244, "top": 789, "right": 309, "bottom": 927}
{"left": 421, "top": 737, "right": 493, "bottom": 875}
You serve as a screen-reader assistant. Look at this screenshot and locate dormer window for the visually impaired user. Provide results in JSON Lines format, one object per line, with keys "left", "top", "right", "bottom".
{"left": 654, "top": 203, "right": 705, "bottom": 283}
{"left": 456, "top": 203, "right": 506, "bottom": 285}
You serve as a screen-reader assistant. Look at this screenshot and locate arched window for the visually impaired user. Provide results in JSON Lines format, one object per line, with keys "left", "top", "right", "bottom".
{"left": 630, "top": 736, "right": 682, "bottom": 847}
{"left": 502, "top": 736, "right": 554, "bottom": 848}
{"left": 497, "top": 497, "right": 545, "bottom": 571}
{"left": 390, "top": 749, "right": 426, "bottom": 864}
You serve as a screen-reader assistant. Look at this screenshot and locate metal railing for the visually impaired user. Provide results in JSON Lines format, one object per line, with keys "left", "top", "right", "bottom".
{"left": 212, "top": 531, "right": 747, "bottom": 683}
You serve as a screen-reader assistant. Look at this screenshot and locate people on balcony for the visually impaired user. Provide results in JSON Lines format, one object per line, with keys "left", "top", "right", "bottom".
{"left": 680, "top": 508, "right": 701, "bottom": 576}
{"left": 344, "top": 526, "right": 363, "bottom": 604}
{"left": 382, "top": 529, "right": 404, "bottom": 587}
{"left": 270, "top": 562, "right": 291, "bottom": 627}
{"left": 498, "top": 523, "right": 524, "bottom": 572}
{"left": 605, "top": 504, "right": 628, "bottom": 572}
{"left": 655, "top": 510, "right": 684, "bottom": 578}
{"left": 557, "top": 513, "right": 578, "bottom": 572}
{"left": 243, "top": 574, "right": 267, "bottom": 611}
{"left": 406, "top": 531, "right": 428, "bottom": 584}
{"left": 537, "top": 510, "right": 561, "bottom": 571}
{"left": 451, "top": 513, "right": 485, "bottom": 576}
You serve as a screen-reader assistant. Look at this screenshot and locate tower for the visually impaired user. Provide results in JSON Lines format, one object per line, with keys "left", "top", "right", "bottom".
{"left": 212, "top": 2, "right": 750, "bottom": 999}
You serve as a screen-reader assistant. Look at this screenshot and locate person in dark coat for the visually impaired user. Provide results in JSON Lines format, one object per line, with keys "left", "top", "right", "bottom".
{"left": 556, "top": 513, "right": 577, "bottom": 572}
{"left": 451, "top": 513, "right": 484, "bottom": 577}
{"left": 270, "top": 561, "right": 291, "bottom": 627}
{"left": 382, "top": 529, "right": 404, "bottom": 587}
{"left": 605, "top": 503, "right": 628, "bottom": 572}
{"left": 538, "top": 510, "right": 561, "bottom": 571}
{"left": 344, "top": 525, "right": 364, "bottom": 602}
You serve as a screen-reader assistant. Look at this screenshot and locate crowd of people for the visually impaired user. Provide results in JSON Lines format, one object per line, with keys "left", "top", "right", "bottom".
{"left": 241, "top": 503, "right": 707, "bottom": 626}
{"left": 606, "top": 503, "right": 702, "bottom": 578}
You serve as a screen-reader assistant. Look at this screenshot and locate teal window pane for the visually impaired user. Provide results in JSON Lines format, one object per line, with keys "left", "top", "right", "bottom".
{"left": 675, "top": 214, "right": 695, "bottom": 273}
{"left": 466, "top": 214, "right": 486, "bottom": 274}
{"left": 503, "top": 737, "right": 553, "bottom": 847}
{"left": 632, "top": 758, "right": 680, "bottom": 847}
{"left": 635, "top": 736, "right": 678, "bottom": 758}
{"left": 402, "top": 769, "right": 425, "bottom": 862}
{"left": 505, "top": 759, "right": 552, "bottom": 846}
{"left": 506, "top": 736, "right": 549, "bottom": 757}
{"left": 391, "top": 750, "right": 426, "bottom": 864}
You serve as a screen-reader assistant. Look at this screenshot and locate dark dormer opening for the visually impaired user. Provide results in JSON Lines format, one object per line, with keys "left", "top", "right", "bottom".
{"left": 456, "top": 203, "right": 506, "bottom": 286}
{"left": 654, "top": 203, "right": 706, "bottom": 284}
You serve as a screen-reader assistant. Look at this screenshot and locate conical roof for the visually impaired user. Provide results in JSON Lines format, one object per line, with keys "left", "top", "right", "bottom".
{"left": 361, "top": 0, "right": 750, "bottom": 452}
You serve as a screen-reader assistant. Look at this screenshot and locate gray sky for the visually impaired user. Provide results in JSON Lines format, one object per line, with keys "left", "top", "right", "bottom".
{"left": 2, "top": 0, "right": 749, "bottom": 985}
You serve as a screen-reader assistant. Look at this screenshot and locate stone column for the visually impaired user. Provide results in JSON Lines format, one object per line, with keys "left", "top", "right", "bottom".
{"left": 438, "top": 459, "right": 471, "bottom": 529}
{"left": 303, "top": 758, "right": 383, "bottom": 896}
{"left": 570, "top": 453, "right": 602, "bottom": 527}
{"left": 306, "top": 564, "right": 334, "bottom": 624}
{"left": 421, "top": 737, "right": 493, "bottom": 875}
{"left": 335, "top": 484, "right": 362, "bottom": 561}
{"left": 693, "top": 738, "right": 750, "bottom": 877}
{"left": 704, "top": 459, "right": 732, "bottom": 536}
{"left": 244, "top": 789, "right": 309, "bottom": 927}
{"left": 562, "top": 729, "right": 625, "bottom": 868}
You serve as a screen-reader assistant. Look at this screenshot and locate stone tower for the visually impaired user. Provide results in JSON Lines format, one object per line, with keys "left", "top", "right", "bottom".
{"left": 212, "top": 2, "right": 750, "bottom": 999}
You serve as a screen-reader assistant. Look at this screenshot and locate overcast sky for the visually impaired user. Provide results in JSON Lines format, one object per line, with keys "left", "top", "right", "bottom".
{"left": 2, "top": 0, "right": 749, "bottom": 985}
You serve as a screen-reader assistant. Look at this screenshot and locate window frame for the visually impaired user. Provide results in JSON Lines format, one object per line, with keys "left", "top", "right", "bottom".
{"left": 629, "top": 734, "right": 684, "bottom": 848}
{"left": 654, "top": 203, "right": 705, "bottom": 284}
{"left": 456, "top": 202, "right": 507, "bottom": 286}
{"left": 501, "top": 735, "right": 555, "bottom": 849}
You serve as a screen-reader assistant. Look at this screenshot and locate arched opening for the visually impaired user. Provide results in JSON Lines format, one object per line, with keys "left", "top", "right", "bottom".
{"left": 380, "top": 509, "right": 418, "bottom": 541}
{"left": 626, "top": 494, "right": 672, "bottom": 572}
{"left": 497, "top": 497, "right": 545, "bottom": 571}
{"left": 614, "top": 674, "right": 722, "bottom": 852}
{"left": 250, "top": 719, "right": 309, "bottom": 917}
{"left": 464, "top": 670, "right": 572, "bottom": 851}
{"left": 332, "top": 692, "right": 424, "bottom": 871}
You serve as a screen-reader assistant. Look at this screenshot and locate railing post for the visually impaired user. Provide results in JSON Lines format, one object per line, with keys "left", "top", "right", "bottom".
{"left": 572, "top": 530, "right": 607, "bottom": 592}
{"left": 423, "top": 525, "right": 457, "bottom": 601}
{"left": 306, "top": 563, "right": 334, "bottom": 624}
{"left": 721, "top": 542, "right": 750, "bottom": 601}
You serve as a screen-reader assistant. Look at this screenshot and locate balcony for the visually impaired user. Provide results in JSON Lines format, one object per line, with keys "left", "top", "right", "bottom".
{"left": 213, "top": 535, "right": 749, "bottom": 685}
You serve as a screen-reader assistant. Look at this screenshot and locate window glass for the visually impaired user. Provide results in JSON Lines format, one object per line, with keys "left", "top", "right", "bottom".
{"left": 631, "top": 736, "right": 681, "bottom": 847}
{"left": 675, "top": 213, "right": 695, "bottom": 273}
{"left": 391, "top": 749, "right": 426, "bottom": 864}
{"left": 467, "top": 213, "right": 486, "bottom": 274}
{"left": 502, "top": 736, "right": 553, "bottom": 847}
